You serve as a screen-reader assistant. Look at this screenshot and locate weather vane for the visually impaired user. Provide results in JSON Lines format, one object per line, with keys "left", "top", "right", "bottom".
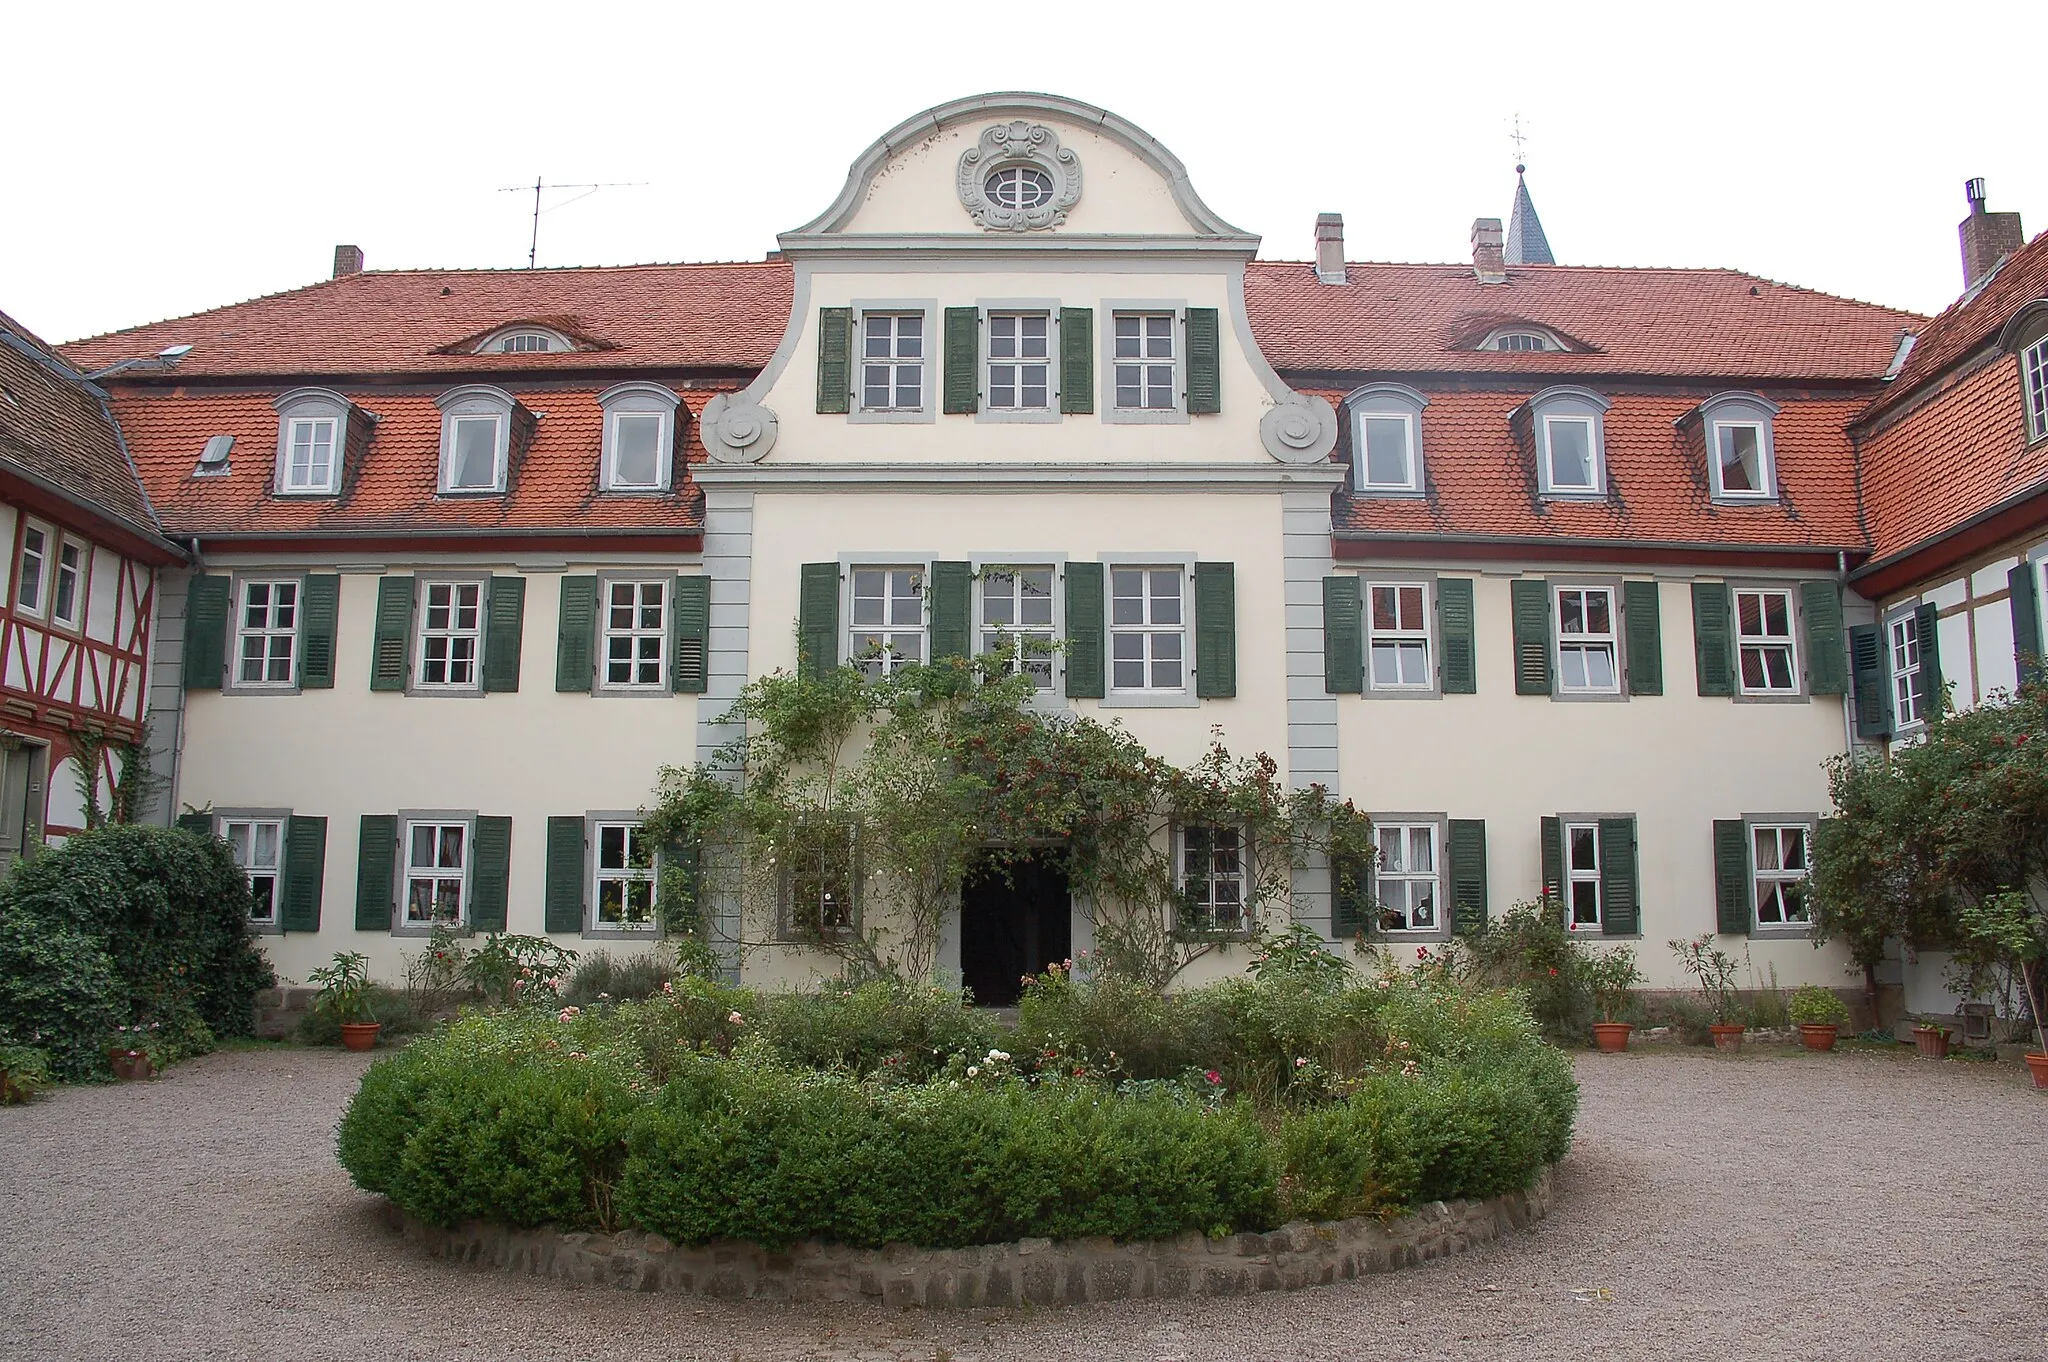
{"left": 1510, "top": 115, "right": 1530, "bottom": 174}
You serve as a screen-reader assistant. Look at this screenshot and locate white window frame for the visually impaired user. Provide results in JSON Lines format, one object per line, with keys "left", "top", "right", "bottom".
{"left": 1711, "top": 420, "right": 1772, "bottom": 500}
{"left": 1554, "top": 584, "right": 1621, "bottom": 695}
{"left": 1481, "top": 327, "right": 1565, "bottom": 352}
{"left": 985, "top": 311, "right": 1050, "bottom": 412}
{"left": 283, "top": 416, "right": 339, "bottom": 494}
{"left": 1356, "top": 410, "right": 1420, "bottom": 493}
{"left": 414, "top": 579, "right": 485, "bottom": 693}
{"left": 403, "top": 818, "right": 471, "bottom": 927}
{"left": 1365, "top": 578, "right": 1434, "bottom": 692}
{"left": 1564, "top": 821, "right": 1603, "bottom": 932}
{"left": 1526, "top": 387, "right": 1611, "bottom": 498}
{"left": 1101, "top": 302, "right": 1189, "bottom": 425}
{"left": 1177, "top": 823, "right": 1246, "bottom": 934}
{"left": 977, "top": 564, "right": 1059, "bottom": 694}
{"left": 859, "top": 311, "right": 927, "bottom": 414}
{"left": 599, "top": 577, "right": 669, "bottom": 693}
{"left": 446, "top": 413, "right": 505, "bottom": 493}
{"left": 597, "top": 382, "right": 681, "bottom": 492}
{"left": 233, "top": 577, "right": 301, "bottom": 689}
{"left": 1108, "top": 564, "right": 1188, "bottom": 696}
{"left": 15, "top": 520, "right": 49, "bottom": 617}
{"left": 435, "top": 385, "right": 519, "bottom": 496}
{"left": 606, "top": 412, "right": 667, "bottom": 491}
{"left": 1734, "top": 587, "right": 1801, "bottom": 697}
{"left": 1373, "top": 821, "right": 1441, "bottom": 933}
{"left": 1887, "top": 608, "right": 1924, "bottom": 730}
{"left": 592, "top": 820, "right": 659, "bottom": 932}
{"left": 1111, "top": 312, "right": 1177, "bottom": 412}
{"left": 1541, "top": 414, "right": 1601, "bottom": 494}
{"left": 49, "top": 538, "right": 86, "bottom": 631}
{"left": 847, "top": 565, "right": 926, "bottom": 678}
{"left": 2024, "top": 333, "right": 2048, "bottom": 444}
{"left": 1750, "top": 821, "right": 1813, "bottom": 930}
{"left": 220, "top": 815, "right": 286, "bottom": 928}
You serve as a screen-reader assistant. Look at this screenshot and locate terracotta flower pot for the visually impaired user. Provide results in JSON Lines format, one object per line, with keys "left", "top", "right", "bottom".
{"left": 1912, "top": 1026, "right": 1951, "bottom": 1060}
{"left": 107, "top": 1050, "right": 153, "bottom": 1081}
{"left": 1708, "top": 1023, "right": 1745, "bottom": 1052}
{"left": 1797, "top": 1023, "right": 1839, "bottom": 1052}
{"left": 339, "top": 1022, "right": 382, "bottom": 1053}
{"left": 2026, "top": 1053, "right": 2048, "bottom": 1089}
{"left": 1592, "top": 1022, "right": 1633, "bottom": 1053}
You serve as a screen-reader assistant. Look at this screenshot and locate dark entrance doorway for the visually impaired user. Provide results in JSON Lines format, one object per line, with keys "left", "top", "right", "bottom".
{"left": 959, "top": 851, "right": 1072, "bottom": 1006}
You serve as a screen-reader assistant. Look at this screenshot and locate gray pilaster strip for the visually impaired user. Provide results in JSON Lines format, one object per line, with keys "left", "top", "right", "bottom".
{"left": 695, "top": 489, "right": 755, "bottom": 978}
{"left": 1281, "top": 490, "right": 1338, "bottom": 933}
{"left": 142, "top": 568, "right": 190, "bottom": 826}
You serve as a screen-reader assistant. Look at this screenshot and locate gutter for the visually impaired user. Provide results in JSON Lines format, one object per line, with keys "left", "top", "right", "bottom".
{"left": 187, "top": 525, "right": 703, "bottom": 543}
{"left": 1333, "top": 529, "right": 1861, "bottom": 556}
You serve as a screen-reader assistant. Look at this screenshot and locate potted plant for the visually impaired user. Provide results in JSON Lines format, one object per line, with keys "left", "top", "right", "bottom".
{"left": 1584, "top": 945, "right": 1642, "bottom": 1052}
{"left": 1911, "top": 1020, "right": 1953, "bottom": 1059}
{"left": 1952, "top": 890, "right": 2048, "bottom": 1088}
{"left": 308, "top": 952, "right": 380, "bottom": 1051}
{"left": 1671, "top": 934, "right": 1745, "bottom": 1051}
{"left": 105, "top": 1022, "right": 160, "bottom": 1080}
{"left": 1788, "top": 984, "right": 1850, "bottom": 1051}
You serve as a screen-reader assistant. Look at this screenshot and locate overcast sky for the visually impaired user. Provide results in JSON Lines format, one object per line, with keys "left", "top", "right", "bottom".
{"left": 8, "top": 0, "right": 2044, "bottom": 346}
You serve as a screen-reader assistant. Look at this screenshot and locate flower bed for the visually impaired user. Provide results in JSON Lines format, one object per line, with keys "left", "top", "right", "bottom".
{"left": 337, "top": 970, "right": 1577, "bottom": 1252}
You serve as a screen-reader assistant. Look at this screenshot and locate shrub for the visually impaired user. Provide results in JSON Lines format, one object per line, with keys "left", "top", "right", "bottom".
{"left": 753, "top": 979, "right": 1003, "bottom": 1083}
{"left": 1788, "top": 984, "right": 1851, "bottom": 1026}
{"left": 461, "top": 934, "right": 578, "bottom": 1006}
{"left": 1462, "top": 897, "right": 1593, "bottom": 1042}
{"left": 296, "top": 987, "right": 427, "bottom": 1046}
{"left": 560, "top": 951, "right": 676, "bottom": 1009}
{"left": 0, "top": 1043, "right": 53, "bottom": 1103}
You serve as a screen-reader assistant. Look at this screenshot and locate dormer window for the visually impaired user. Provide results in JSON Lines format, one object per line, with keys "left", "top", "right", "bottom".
{"left": 475, "top": 326, "right": 574, "bottom": 355}
{"left": 597, "top": 382, "right": 682, "bottom": 493}
{"left": 2026, "top": 334, "right": 2048, "bottom": 443}
{"left": 1695, "top": 392, "right": 1781, "bottom": 502}
{"left": 1523, "top": 386, "right": 1612, "bottom": 499}
{"left": 1481, "top": 327, "right": 1566, "bottom": 353}
{"left": 1345, "top": 383, "right": 1429, "bottom": 497}
{"left": 272, "top": 388, "right": 354, "bottom": 496}
{"left": 435, "top": 385, "right": 521, "bottom": 495}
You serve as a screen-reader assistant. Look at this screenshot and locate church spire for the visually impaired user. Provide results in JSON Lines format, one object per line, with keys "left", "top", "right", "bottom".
{"left": 1505, "top": 165, "right": 1554, "bottom": 266}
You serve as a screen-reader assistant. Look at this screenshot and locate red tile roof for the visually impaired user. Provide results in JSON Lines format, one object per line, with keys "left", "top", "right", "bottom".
{"left": 1865, "top": 229, "right": 2048, "bottom": 419}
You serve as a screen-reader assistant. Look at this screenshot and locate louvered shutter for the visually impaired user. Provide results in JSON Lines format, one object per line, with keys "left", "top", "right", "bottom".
{"left": 1064, "top": 562, "right": 1105, "bottom": 699}
{"left": 1322, "top": 576, "right": 1362, "bottom": 694}
{"left": 1447, "top": 819, "right": 1489, "bottom": 936}
{"left": 368, "top": 576, "right": 413, "bottom": 692}
{"left": 816, "top": 307, "right": 852, "bottom": 414}
{"left": 1848, "top": 623, "right": 1891, "bottom": 738}
{"left": 673, "top": 575, "right": 710, "bottom": 694}
{"left": 798, "top": 563, "right": 839, "bottom": 679}
{"left": 1623, "top": 579, "right": 1663, "bottom": 696}
{"left": 2010, "top": 563, "right": 2042, "bottom": 681}
{"left": 1540, "top": 816, "right": 1564, "bottom": 904}
{"left": 1713, "top": 819, "right": 1751, "bottom": 935}
{"left": 929, "top": 561, "right": 972, "bottom": 662}
{"left": 183, "top": 575, "right": 229, "bottom": 690}
{"left": 1511, "top": 579, "right": 1552, "bottom": 696}
{"left": 481, "top": 577, "right": 526, "bottom": 693}
{"left": 1194, "top": 562, "right": 1236, "bottom": 699}
{"left": 299, "top": 575, "right": 340, "bottom": 689}
{"left": 1330, "top": 852, "right": 1369, "bottom": 938}
{"left": 1438, "top": 577, "right": 1477, "bottom": 695}
{"left": 943, "top": 307, "right": 979, "bottom": 415}
{"left": 1914, "top": 602, "right": 1943, "bottom": 719}
{"left": 544, "top": 816, "right": 585, "bottom": 935}
{"left": 556, "top": 576, "right": 598, "bottom": 692}
{"left": 1059, "top": 307, "right": 1093, "bottom": 414}
{"left": 279, "top": 814, "right": 327, "bottom": 933}
{"left": 1185, "top": 308, "right": 1221, "bottom": 414}
{"left": 1801, "top": 581, "right": 1849, "bottom": 695}
{"left": 1598, "top": 818, "right": 1639, "bottom": 936}
{"left": 354, "top": 814, "right": 398, "bottom": 930}
{"left": 469, "top": 816, "right": 512, "bottom": 932}
{"left": 1691, "top": 582, "right": 1734, "bottom": 697}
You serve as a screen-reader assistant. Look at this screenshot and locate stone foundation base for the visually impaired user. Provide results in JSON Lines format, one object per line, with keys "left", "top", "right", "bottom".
{"left": 375, "top": 1166, "right": 1554, "bottom": 1306}
{"left": 253, "top": 986, "right": 317, "bottom": 1039}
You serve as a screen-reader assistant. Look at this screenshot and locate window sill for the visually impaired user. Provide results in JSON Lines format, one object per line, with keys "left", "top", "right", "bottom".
{"left": 975, "top": 406, "right": 1062, "bottom": 425}
{"left": 1354, "top": 487, "right": 1426, "bottom": 500}
{"left": 847, "top": 408, "right": 936, "bottom": 425}
{"left": 597, "top": 485, "right": 675, "bottom": 497}
{"left": 583, "top": 925, "right": 664, "bottom": 941}
{"left": 1732, "top": 689, "right": 1810, "bottom": 705}
{"left": 435, "top": 488, "right": 509, "bottom": 500}
{"left": 1101, "top": 407, "right": 1190, "bottom": 426}
{"left": 1750, "top": 925, "right": 1814, "bottom": 940}
{"left": 247, "top": 921, "right": 283, "bottom": 937}
{"left": 223, "top": 682, "right": 304, "bottom": 697}
{"left": 405, "top": 686, "right": 487, "bottom": 699}
{"left": 273, "top": 489, "right": 341, "bottom": 500}
{"left": 1099, "top": 691, "right": 1200, "bottom": 709}
{"left": 1710, "top": 493, "right": 1780, "bottom": 506}
{"left": 1365, "top": 685, "right": 1442, "bottom": 701}
{"left": 1550, "top": 688, "right": 1628, "bottom": 704}
{"left": 392, "top": 923, "right": 472, "bottom": 938}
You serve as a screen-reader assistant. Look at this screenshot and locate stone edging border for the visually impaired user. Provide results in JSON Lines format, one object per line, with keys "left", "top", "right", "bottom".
{"left": 375, "top": 1166, "right": 1554, "bottom": 1307}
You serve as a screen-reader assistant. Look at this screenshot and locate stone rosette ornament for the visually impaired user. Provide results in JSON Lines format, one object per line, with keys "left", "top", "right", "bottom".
{"left": 1260, "top": 393, "right": 1339, "bottom": 464}
{"left": 700, "top": 394, "right": 779, "bottom": 463}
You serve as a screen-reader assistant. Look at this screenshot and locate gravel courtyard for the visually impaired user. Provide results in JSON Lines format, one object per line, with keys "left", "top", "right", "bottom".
{"left": 2, "top": 1043, "right": 2043, "bottom": 1362}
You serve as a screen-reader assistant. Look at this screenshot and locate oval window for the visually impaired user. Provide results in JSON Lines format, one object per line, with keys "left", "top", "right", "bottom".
{"left": 984, "top": 165, "right": 1055, "bottom": 211}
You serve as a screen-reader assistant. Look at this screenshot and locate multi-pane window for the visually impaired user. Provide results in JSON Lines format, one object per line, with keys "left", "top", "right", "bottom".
{"left": 417, "top": 582, "right": 483, "bottom": 689}
{"left": 1492, "top": 332, "right": 1552, "bottom": 352}
{"left": 50, "top": 541, "right": 84, "bottom": 628}
{"left": 1543, "top": 415, "right": 1599, "bottom": 492}
{"left": 861, "top": 314, "right": 924, "bottom": 411}
{"left": 236, "top": 579, "right": 300, "bottom": 686}
{"left": 2024, "top": 335, "right": 2048, "bottom": 443}
{"left": 404, "top": 821, "right": 467, "bottom": 925}
{"left": 1358, "top": 412, "right": 1417, "bottom": 491}
{"left": 784, "top": 823, "right": 857, "bottom": 939}
{"left": 608, "top": 412, "right": 665, "bottom": 489}
{"left": 1714, "top": 422, "right": 1770, "bottom": 497}
{"left": 1752, "top": 824, "right": 1811, "bottom": 927}
{"left": 1735, "top": 589, "right": 1798, "bottom": 694}
{"left": 1374, "top": 823, "right": 1438, "bottom": 932}
{"left": 984, "top": 166, "right": 1054, "bottom": 210}
{"left": 980, "top": 567, "right": 1055, "bottom": 690}
{"left": 987, "top": 314, "right": 1049, "bottom": 410}
{"left": 16, "top": 524, "right": 47, "bottom": 613}
{"left": 222, "top": 818, "right": 283, "bottom": 925}
{"left": 1113, "top": 314, "right": 1175, "bottom": 410}
{"left": 1555, "top": 586, "right": 1619, "bottom": 693}
{"left": 849, "top": 567, "right": 925, "bottom": 677}
{"left": 1367, "top": 582, "right": 1431, "bottom": 690}
{"left": 1889, "top": 614, "right": 1924, "bottom": 727}
{"left": 594, "top": 822, "right": 658, "bottom": 930}
{"left": 1180, "top": 824, "right": 1243, "bottom": 931}
{"left": 1110, "top": 567, "right": 1185, "bottom": 692}
{"left": 499, "top": 331, "right": 558, "bottom": 353}
{"left": 284, "top": 417, "right": 337, "bottom": 492}
{"left": 603, "top": 580, "right": 667, "bottom": 689}
{"left": 445, "top": 414, "right": 502, "bottom": 492}
{"left": 1564, "top": 822, "right": 1602, "bottom": 930}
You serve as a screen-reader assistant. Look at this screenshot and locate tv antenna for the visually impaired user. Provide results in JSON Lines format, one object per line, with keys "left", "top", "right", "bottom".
{"left": 498, "top": 176, "right": 649, "bottom": 268}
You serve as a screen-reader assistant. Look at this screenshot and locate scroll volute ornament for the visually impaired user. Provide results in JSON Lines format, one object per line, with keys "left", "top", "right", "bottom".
{"left": 1260, "top": 394, "right": 1340, "bottom": 464}
{"left": 957, "top": 121, "right": 1083, "bottom": 231}
{"left": 701, "top": 394, "right": 779, "bottom": 464}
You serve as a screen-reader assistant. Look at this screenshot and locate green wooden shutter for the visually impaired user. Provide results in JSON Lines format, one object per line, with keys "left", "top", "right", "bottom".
{"left": 1511, "top": 579, "right": 1552, "bottom": 696}
{"left": 1439, "top": 577, "right": 1477, "bottom": 695}
{"left": 369, "top": 576, "right": 413, "bottom": 692}
{"left": 543, "top": 816, "right": 585, "bottom": 934}
{"left": 1598, "top": 817, "right": 1639, "bottom": 936}
{"left": 1848, "top": 623, "right": 1891, "bottom": 738}
{"left": 929, "top": 561, "right": 972, "bottom": 661}
{"left": 1059, "top": 307, "right": 1093, "bottom": 414}
{"left": 1713, "top": 819, "right": 1750, "bottom": 935}
{"left": 1447, "top": 819, "right": 1489, "bottom": 936}
{"left": 1330, "top": 852, "right": 1369, "bottom": 938}
{"left": 469, "top": 815, "right": 512, "bottom": 932}
{"left": 354, "top": 814, "right": 398, "bottom": 931}
{"left": 1064, "top": 561, "right": 1105, "bottom": 699}
{"left": 1194, "top": 562, "right": 1236, "bottom": 699}
{"left": 1691, "top": 581, "right": 1734, "bottom": 697}
{"left": 1322, "top": 576, "right": 1362, "bottom": 694}
{"left": 798, "top": 563, "right": 840, "bottom": 679}
{"left": 183, "top": 575, "right": 229, "bottom": 690}
{"left": 1801, "top": 580, "right": 1848, "bottom": 695}
{"left": 1540, "top": 816, "right": 1564, "bottom": 903}
{"left": 943, "top": 307, "right": 979, "bottom": 415}
{"left": 481, "top": 577, "right": 526, "bottom": 693}
{"left": 1914, "top": 602, "right": 1943, "bottom": 719}
{"left": 662, "top": 837, "right": 703, "bottom": 935}
{"left": 176, "top": 811, "right": 212, "bottom": 836}
{"left": 673, "top": 575, "right": 710, "bottom": 694}
{"left": 1623, "top": 579, "right": 1663, "bottom": 696}
{"left": 555, "top": 576, "right": 598, "bottom": 692}
{"left": 279, "top": 814, "right": 327, "bottom": 933}
{"left": 1184, "top": 308, "right": 1221, "bottom": 414}
{"left": 299, "top": 575, "right": 340, "bottom": 689}
{"left": 2010, "top": 563, "right": 2042, "bottom": 680}
{"left": 816, "top": 307, "right": 852, "bottom": 414}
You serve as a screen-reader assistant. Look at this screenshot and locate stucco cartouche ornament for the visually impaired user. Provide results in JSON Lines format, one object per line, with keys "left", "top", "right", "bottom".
{"left": 1260, "top": 393, "right": 1340, "bottom": 464}
{"left": 956, "top": 121, "right": 1083, "bottom": 232}
{"left": 700, "top": 394, "right": 779, "bottom": 464}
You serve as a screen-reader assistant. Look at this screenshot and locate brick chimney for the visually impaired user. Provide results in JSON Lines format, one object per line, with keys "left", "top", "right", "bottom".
{"left": 1959, "top": 179, "right": 2023, "bottom": 290}
{"left": 332, "top": 244, "right": 365, "bottom": 279}
{"left": 1315, "top": 213, "right": 1347, "bottom": 285}
{"left": 1472, "top": 218, "right": 1507, "bottom": 284}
